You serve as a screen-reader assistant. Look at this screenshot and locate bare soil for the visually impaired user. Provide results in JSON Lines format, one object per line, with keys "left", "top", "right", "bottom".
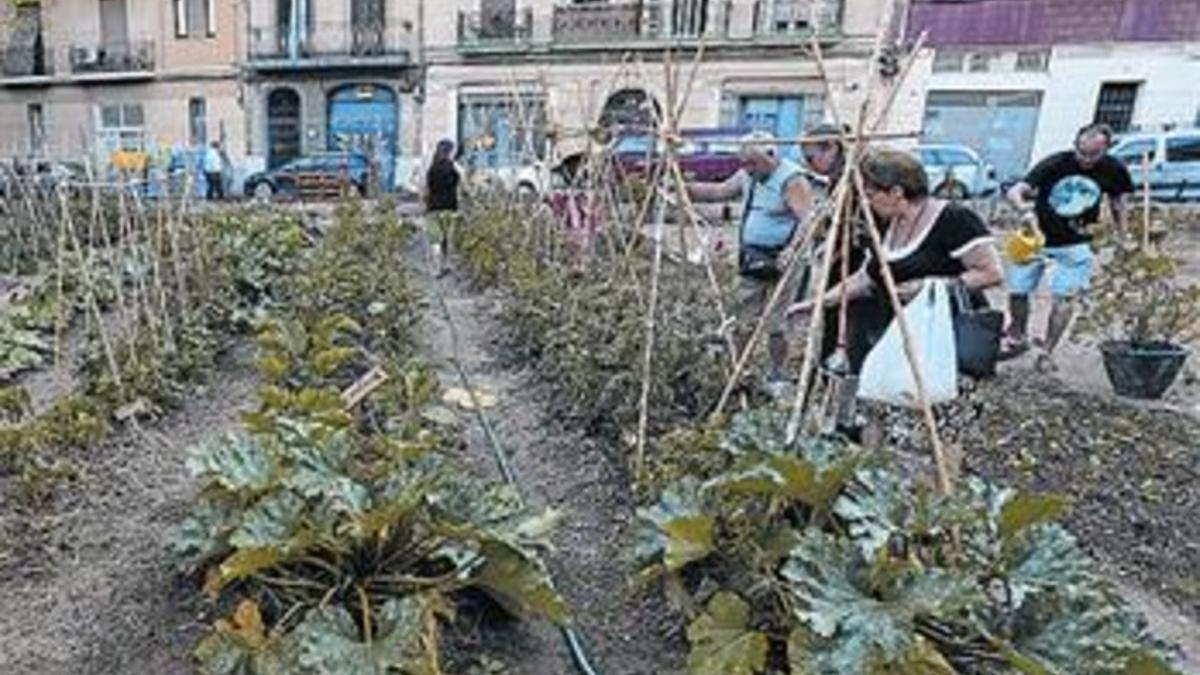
{"left": 0, "top": 344, "right": 258, "bottom": 675}
{"left": 411, "top": 243, "right": 686, "bottom": 675}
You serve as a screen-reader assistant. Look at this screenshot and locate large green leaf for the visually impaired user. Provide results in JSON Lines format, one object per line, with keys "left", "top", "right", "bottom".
{"left": 294, "top": 595, "right": 442, "bottom": 675}
{"left": 686, "top": 591, "right": 768, "bottom": 675}
{"left": 229, "top": 492, "right": 306, "bottom": 549}
{"left": 173, "top": 497, "right": 237, "bottom": 570}
{"left": 187, "top": 434, "right": 273, "bottom": 493}
{"left": 711, "top": 451, "right": 863, "bottom": 515}
{"left": 833, "top": 468, "right": 914, "bottom": 560}
{"left": 999, "top": 493, "right": 1071, "bottom": 546}
{"left": 474, "top": 539, "right": 570, "bottom": 624}
{"left": 781, "top": 532, "right": 979, "bottom": 675}
{"left": 635, "top": 478, "right": 716, "bottom": 572}
{"left": 1003, "top": 524, "right": 1094, "bottom": 610}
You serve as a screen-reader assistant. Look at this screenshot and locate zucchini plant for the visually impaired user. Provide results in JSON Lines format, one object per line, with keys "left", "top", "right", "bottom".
{"left": 637, "top": 409, "right": 1180, "bottom": 674}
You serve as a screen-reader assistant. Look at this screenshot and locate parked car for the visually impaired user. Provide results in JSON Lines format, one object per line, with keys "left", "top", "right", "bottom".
{"left": 914, "top": 144, "right": 999, "bottom": 199}
{"left": 243, "top": 152, "right": 370, "bottom": 200}
{"left": 611, "top": 127, "right": 748, "bottom": 184}
{"left": 1111, "top": 129, "right": 1200, "bottom": 202}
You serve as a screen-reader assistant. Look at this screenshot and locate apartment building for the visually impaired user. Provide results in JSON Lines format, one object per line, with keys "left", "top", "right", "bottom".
{"left": 421, "top": 0, "right": 926, "bottom": 179}
{"left": 0, "top": 0, "right": 244, "bottom": 166}
{"left": 908, "top": 0, "right": 1200, "bottom": 181}
{"left": 242, "top": 0, "right": 420, "bottom": 186}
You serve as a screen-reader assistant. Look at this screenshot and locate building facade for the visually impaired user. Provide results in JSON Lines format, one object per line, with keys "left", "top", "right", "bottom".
{"left": 908, "top": 0, "right": 1200, "bottom": 181}
{"left": 0, "top": 0, "right": 244, "bottom": 167}
{"left": 241, "top": 0, "right": 420, "bottom": 186}
{"left": 421, "top": 0, "right": 926, "bottom": 189}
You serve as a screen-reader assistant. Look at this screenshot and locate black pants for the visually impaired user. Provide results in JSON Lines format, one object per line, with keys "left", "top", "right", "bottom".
{"left": 205, "top": 172, "right": 224, "bottom": 200}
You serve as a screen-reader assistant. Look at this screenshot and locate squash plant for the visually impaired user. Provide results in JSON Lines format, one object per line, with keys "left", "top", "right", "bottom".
{"left": 637, "top": 409, "right": 1179, "bottom": 674}
{"left": 176, "top": 279, "right": 568, "bottom": 672}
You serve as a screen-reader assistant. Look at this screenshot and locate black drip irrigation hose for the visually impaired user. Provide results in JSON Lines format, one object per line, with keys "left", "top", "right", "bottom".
{"left": 420, "top": 232, "right": 604, "bottom": 675}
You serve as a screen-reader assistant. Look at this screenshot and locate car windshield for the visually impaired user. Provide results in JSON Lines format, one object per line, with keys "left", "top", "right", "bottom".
{"left": 939, "top": 148, "right": 975, "bottom": 165}
{"left": 614, "top": 136, "right": 654, "bottom": 154}
{"left": 1113, "top": 139, "right": 1156, "bottom": 165}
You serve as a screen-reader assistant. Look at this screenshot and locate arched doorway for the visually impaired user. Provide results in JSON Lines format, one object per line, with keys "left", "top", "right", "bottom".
{"left": 266, "top": 87, "right": 301, "bottom": 169}
{"left": 599, "top": 88, "right": 660, "bottom": 132}
{"left": 327, "top": 83, "right": 398, "bottom": 190}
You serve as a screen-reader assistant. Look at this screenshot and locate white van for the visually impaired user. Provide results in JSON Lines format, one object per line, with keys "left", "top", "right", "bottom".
{"left": 1111, "top": 129, "right": 1200, "bottom": 202}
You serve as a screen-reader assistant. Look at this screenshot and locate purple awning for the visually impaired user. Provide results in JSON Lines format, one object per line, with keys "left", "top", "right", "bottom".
{"left": 907, "top": 0, "right": 1200, "bottom": 46}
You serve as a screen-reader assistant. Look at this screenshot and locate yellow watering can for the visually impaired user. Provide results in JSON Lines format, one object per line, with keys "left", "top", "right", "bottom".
{"left": 1003, "top": 223, "right": 1045, "bottom": 264}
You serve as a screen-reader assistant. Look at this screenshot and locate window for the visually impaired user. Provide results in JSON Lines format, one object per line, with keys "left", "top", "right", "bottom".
{"left": 1166, "top": 136, "right": 1200, "bottom": 163}
{"left": 27, "top": 103, "right": 45, "bottom": 156}
{"left": 730, "top": 94, "right": 824, "bottom": 161}
{"left": 97, "top": 102, "right": 145, "bottom": 153}
{"left": 458, "top": 94, "right": 547, "bottom": 169}
{"left": 188, "top": 97, "right": 207, "bottom": 146}
{"left": 1015, "top": 49, "right": 1050, "bottom": 73}
{"left": 175, "top": 0, "right": 214, "bottom": 38}
{"left": 931, "top": 50, "right": 964, "bottom": 74}
{"left": 967, "top": 52, "right": 996, "bottom": 73}
{"left": 1094, "top": 82, "right": 1139, "bottom": 133}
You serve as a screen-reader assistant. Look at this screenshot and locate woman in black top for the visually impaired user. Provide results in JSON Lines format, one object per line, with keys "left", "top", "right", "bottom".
{"left": 425, "top": 139, "right": 461, "bottom": 276}
{"left": 789, "top": 149, "right": 1004, "bottom": 373}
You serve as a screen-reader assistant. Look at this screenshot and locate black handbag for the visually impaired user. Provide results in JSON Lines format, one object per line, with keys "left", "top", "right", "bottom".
{"left": 950, "top": 282, "right": 1003, "bottom": 378}
{"left": 739, "top": 244, "right": 783, "bottom": 280}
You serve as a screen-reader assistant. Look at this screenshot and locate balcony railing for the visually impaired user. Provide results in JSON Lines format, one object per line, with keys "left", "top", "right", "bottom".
{"left": 248, "top": 20, "right": 413, "bottom": 65}
{"left": 552, "top": 2, "right": 645, "bottom": 43}
{"left": 68, "top": 40, "right": 155, "bottom": 75}
{"left": 752, "top": 0, "right": 841, "bottom": 37}
{"left": 457, "top": 8, "right": 534, "bottom": 47}
{"left": 1, "top": 44, "right": 54, "bottom": 79}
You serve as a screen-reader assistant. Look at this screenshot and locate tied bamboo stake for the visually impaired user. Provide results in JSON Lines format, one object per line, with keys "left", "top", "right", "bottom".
{"left": 1141, "top": 150, "right": 1151, "bottom": 250}
{"left": 851, "top": 165, "right": 952, "bottom": 496}
{"left": 633, "top": 49, "right": 681, "bottom": 482}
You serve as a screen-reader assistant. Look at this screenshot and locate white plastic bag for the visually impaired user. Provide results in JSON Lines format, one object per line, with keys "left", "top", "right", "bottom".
{"left": 858, "top": 278, "right": 958, "bottom": 408}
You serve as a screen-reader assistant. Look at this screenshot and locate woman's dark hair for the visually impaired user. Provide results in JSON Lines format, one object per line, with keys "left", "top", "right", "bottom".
{"left": 861, "top": 149, "right": 930, "bottom": 200}
{"left": 434, "top": 139, "right": 455, "bottom": 162}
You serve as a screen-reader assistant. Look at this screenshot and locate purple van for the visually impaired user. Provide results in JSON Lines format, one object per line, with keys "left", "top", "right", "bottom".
{"left": 611, "top": 127, "right": 750, "bottom": 184}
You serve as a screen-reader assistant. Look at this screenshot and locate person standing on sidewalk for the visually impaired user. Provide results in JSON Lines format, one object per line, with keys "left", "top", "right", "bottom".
{"left": 203, "top": 141, "right": 225, "bottom": 201}
{"left": 1003, "top": 123, "right": 1132, "bottom": 371}
{"left": 687, "top": 130, "right": 816, "bottom": 396}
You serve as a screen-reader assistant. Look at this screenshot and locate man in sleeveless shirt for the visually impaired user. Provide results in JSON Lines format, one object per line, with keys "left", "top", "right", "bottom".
{"left": 687, "top": 131, "right": 816, "bottom": 395}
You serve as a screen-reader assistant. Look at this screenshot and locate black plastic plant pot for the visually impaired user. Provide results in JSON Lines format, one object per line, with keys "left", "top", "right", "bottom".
{"left": 1100, "top": 340, "right": 1190, "bottom": 400}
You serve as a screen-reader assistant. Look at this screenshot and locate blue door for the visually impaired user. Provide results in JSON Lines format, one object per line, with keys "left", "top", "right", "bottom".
{"left": 327, "top": 84, "right": 398, "bottom": 189}
{"left": 739, "top": 96, "right": 805, "bottom": 161}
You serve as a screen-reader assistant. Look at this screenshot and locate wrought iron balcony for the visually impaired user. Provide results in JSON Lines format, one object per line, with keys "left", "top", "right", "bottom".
{"left": 752, "top": 0, "right": 841, "bottom": 38}
{"left": 68, "top": 40, "right": 155, "bottom": 76}
{"left": 248, "top": 20, "right": 413, "bottom": 69}
{"left": 552, "top": 2, "right": 646, "bottom": 43}
{"left": 1, "top": 44, "right": 54, "bottom": 80}
{"left": 457, "top": 8, "right": 534, "bottom": 48}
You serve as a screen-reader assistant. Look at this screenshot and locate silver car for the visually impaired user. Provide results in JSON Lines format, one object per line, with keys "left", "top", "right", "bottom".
{"left": 914, "top": 144, "right": 1000, "bottom": 199}
{"left": 1112, "top": 129, "right": 1200, "bottom": 203}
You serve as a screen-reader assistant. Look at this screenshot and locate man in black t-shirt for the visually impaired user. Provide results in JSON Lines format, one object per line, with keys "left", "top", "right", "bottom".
{"left": 1004, "top": 123, "right": 1132, "bottom": 371}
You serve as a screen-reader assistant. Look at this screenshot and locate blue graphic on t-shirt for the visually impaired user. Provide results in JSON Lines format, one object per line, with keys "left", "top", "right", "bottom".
{"left": 1048, "top": 175, "right": 1102, "bottom": 218}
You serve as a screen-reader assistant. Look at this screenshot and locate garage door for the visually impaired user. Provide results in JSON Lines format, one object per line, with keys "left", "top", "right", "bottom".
{"left": 923, "top": 90, "right": 1042, "bottom": 182}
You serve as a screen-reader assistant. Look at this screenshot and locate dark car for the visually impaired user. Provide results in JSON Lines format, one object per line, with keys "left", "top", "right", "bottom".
{"left": 611, "top": 127, "right": 748, "bottom": 184}
{"left": 244, "top": 152, "right": 370, "bottom": 200}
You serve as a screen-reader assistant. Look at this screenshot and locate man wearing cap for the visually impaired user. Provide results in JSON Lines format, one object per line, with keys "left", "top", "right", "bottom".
{"left": 686, "top": 130, "right": 815, "bottom": 396}
{"left": 1003, "top": 122, "right": 1132, "bottom": 371}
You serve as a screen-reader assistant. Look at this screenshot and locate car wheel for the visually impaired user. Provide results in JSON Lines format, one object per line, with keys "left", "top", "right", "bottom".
{"left": 516, "top": 182, "right": 538, "bottom": 203}
{"left": 252, "top": 182, "right": 274, "bottom": 201}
